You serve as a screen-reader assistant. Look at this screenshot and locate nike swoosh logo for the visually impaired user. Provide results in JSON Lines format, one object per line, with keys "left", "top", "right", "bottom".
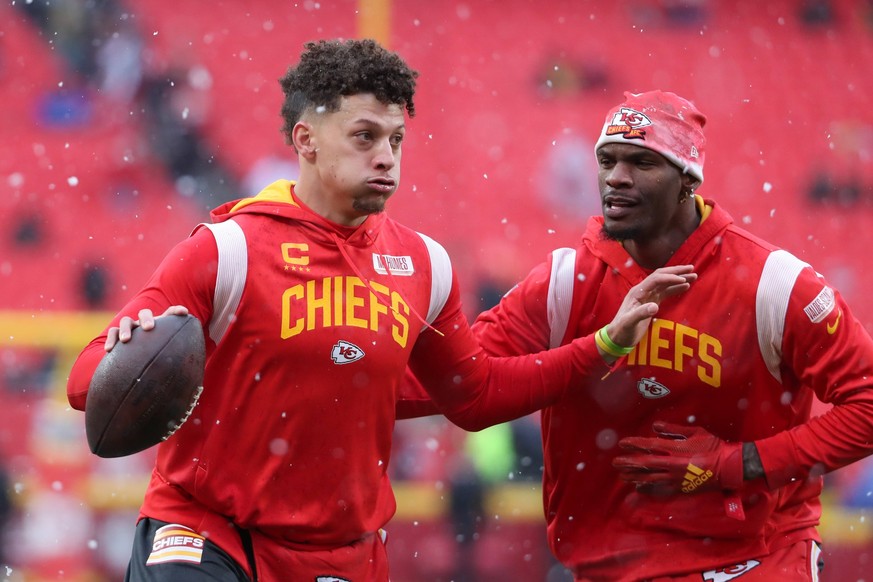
{"left": 827, "top": 309, "right": 842, "bottom": 335}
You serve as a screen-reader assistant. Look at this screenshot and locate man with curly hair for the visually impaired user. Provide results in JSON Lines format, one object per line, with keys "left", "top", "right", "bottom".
{"left": 67, "top": 41, "right": 695, "bottom": 581}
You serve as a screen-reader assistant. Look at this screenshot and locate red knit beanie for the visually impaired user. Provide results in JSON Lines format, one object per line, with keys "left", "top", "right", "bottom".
{"left": 594, "top": 90, "right": 706, "bottom": 184}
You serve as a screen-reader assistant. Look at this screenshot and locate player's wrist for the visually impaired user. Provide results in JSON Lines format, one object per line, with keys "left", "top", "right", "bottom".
{"left": 718, "top": 441, "right": 745, "bottom": 490}
{"left": 595, "top": 325, "right": 634, "bottom": 359}
{"left": 741, "top": 442, "right": 765, "bottom": 482}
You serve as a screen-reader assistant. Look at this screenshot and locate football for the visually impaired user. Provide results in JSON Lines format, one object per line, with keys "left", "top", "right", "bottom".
{"left": 85, "top": 313, "right": 206, "bottom": 458}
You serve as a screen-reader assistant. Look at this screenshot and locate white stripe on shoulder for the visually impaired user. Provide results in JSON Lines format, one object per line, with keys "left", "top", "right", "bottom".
{"left": 756, "top": 249, "right": 808, "bottom": 382}
{"left": 416, "top": 232, "right": 453, "bottom": 329}
{"left": 548, "top": 248, "right": 577, "bottom": 349}
{"left": 201, "top": 220, "right": 248, "bottom": 345}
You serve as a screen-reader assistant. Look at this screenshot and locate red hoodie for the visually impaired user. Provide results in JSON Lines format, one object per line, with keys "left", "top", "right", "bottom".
{"left": 67, "top": 180, "right": 607, "bottom": 577}
{"left": 469, "top": 200, "right": 873, "bottom": 580}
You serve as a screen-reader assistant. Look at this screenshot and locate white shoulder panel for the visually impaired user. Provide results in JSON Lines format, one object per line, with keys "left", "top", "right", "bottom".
{"left": 548, "top": 248, "right": 577, "bottom": 349}
{"left": 202, "top": 220, "right": 248, "bottom": 345}
{"left": 756, "top": 249, "right": 808, "bottom": 382}
{"left": 416, "top": 232, "right": 453, "bottom": 329}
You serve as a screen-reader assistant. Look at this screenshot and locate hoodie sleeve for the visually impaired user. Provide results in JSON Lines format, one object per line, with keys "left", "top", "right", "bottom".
{"left": 66, "top": 228, "right": 219, "bottom": 410}
{"left": 472, "top": 258, "right": 555, "bottom": 356}
{"left": 753, "top": 267, "right": 873, "bottom": 489}
{"left": 407, "top": 271, "right": 607, "bottom": 431}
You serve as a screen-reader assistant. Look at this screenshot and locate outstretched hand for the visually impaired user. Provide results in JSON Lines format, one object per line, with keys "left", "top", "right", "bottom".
{"left": 599, "top": 265, "right": 696, "bottom": 360}
{"left": 104, "top": 305, "right": 190, "bottom": 351}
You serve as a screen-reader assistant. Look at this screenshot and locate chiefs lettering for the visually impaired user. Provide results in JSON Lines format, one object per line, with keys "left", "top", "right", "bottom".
{"left": 627, "top": 319, "right": 722, "bottom": 387}
{"left": 281, "top": 276, "right": 410, "bottom": 347}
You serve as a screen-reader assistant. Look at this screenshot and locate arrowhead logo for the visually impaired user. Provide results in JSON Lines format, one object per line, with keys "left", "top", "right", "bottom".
{"left": 637, "top": 378, "right": 670, "bottom": 399}
{"left": 331, "top": 341, "right": 365, "bottom": 365}
{"left": 703, "top": 559, "right": 761, "bottom": 581}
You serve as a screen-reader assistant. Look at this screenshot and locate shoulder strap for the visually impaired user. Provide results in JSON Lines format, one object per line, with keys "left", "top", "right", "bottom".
{"left": 201, "top": 220, "right": 248, "bottom": 345}
{"left": 547, "top": 248, "right": 577, "bottom": 348}
{"left": 416, "top": 232, "right": 453, "bottom": 329}
{"left": 756, "top": 249, "right": 808, "bottom": 382}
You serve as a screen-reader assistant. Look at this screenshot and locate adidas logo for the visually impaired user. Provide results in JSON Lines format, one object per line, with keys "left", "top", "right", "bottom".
{"left": 681, "top": 463, "right": 713, "bottom": 493}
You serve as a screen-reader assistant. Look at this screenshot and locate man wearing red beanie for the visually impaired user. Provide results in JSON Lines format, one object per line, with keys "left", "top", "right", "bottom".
{"left": 401, "top": 90, "right": 873, "bottom": 580}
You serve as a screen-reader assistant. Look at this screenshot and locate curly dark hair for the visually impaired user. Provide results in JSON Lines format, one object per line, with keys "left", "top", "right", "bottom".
{"left": 279, "top": 39, "right": 419, "bottom": 146}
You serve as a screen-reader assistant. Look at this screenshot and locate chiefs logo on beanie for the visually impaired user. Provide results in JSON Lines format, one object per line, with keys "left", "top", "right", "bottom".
{"left": 595, "top": 90, "right": 706, "bottom": 184}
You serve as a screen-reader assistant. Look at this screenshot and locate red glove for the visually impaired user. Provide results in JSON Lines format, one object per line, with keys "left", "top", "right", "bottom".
{"left": 613, "top": 421, "right": 744, "bottom": 496}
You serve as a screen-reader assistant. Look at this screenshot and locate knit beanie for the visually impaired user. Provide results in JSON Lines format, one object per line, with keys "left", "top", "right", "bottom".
{"left": 594, "top": 90, "right": 706, "bottom": 184}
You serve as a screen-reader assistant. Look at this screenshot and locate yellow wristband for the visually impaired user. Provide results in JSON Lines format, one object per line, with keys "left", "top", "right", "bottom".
{"left": 595, "top": 326, "right": 635, "bottom": 357}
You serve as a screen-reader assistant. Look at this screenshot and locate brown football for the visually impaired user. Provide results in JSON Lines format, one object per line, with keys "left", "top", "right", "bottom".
{"left": 85, "top": 314, "right": 206, "bottom": 458}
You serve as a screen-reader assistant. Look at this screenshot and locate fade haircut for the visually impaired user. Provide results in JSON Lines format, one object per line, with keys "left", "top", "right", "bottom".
{"left": 279, "top": 39, "right": 419, "bottom": 147}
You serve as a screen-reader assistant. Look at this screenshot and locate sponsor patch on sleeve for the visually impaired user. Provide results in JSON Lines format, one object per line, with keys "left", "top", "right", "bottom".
{"left": 147, "top": 524, "right": 205, "bottom": 565}
{"left": 802, "top": 286, "right": 835, "bottom": 323}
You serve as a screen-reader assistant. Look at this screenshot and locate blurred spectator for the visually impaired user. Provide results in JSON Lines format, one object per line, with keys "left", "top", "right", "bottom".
{"left": 80, "top": 263, "right": 110, "bottom": 309}
{"left": 0, "top": 462, "right": 10, "bottom": 566}
{"left": 629, "top": 0, "right": 709, "bottom": 30}
{"left": 12, "top": 213, "right": 45, "bottom": 248}
{"left": 136, "top": 67, "right": 239, "bottom": 208}
{"left": 538, "top": 136, "right": 601, "bottom": 220}
{"left": 449, "top": 424, "right": 516, "bottom": 582}
{"left": 94, "top": 16, "right": 144, "bottom": 105}
{"left": 46, "top": 0, "right": 98, "bottom": 78}
{"left": 535, "top": 54, "right": 609, "bottom": 98}
{"left": 661, "top": 0, "right": 709, "bottom": 27}
{"left": 831, "top": 456, "right": 873, "bottom": 508}
{"left": 806, "top": 171, "right": 864, "bottom": 207}
{"left": 35, "top": 81, "right": 93, "bottom": 128}
{"left": 800, "top": 0, "right": 836, "bottom": 26}
{"left": 17, "top": 0, "right": 101, "bottom": 78}
{"left": 447, "top": 455, "right": 484, "bottom": 582}
{"left": 243, "top": 152, "right": 299, "bottom": 197}
{"left": 474, "top": 277, "right": 508, "bottom": 315}
{"left": 510, "top": 415, "right": 544, "bottom": 481}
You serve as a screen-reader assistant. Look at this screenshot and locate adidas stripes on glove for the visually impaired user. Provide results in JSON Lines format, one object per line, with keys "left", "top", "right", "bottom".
{"left": 612, "top": 421, "right": 744, "bottom": 496}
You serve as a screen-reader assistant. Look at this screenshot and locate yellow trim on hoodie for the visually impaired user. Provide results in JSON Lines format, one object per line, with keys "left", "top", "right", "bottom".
{"left": 695, "top": 194, "right": 712, "bottom": 222}
{"left": 230, "top": 180, "right": 299, "bottom": 213}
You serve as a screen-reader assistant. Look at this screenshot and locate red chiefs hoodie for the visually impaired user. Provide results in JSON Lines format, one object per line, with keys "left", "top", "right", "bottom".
{"left": 67, "top": 180, "right": 607, "bottom": 577}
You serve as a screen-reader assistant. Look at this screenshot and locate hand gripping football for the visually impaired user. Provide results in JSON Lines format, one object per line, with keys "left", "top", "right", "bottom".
{"left": 85, "top": 314, "right": 206, "bottom": 458}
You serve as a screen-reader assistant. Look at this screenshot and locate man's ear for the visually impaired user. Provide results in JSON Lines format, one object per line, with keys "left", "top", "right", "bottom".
{"left": 292, "top": 122, "right": 317, "bottom": 159}
{"left": 683, "top": 175, "right": 702, "bottom": 192}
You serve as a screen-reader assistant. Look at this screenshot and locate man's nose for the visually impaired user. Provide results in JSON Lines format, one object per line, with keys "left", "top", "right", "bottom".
{"left": 604, "top": 162, "right": 633, "bottom": 187}
{"left": 373, "top": 139, "right": 396, "bottom": 170}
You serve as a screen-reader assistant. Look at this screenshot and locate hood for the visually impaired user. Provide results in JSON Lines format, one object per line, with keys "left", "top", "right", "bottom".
{"left": 210, "top": 180, "right": 386, "bottom": 249}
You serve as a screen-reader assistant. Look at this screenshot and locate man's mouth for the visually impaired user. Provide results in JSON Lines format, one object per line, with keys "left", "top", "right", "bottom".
{"left": 367, "top": 178, "right": 396, "bottom": 193}
{"left": 603, "top": 195, "right": 638, "bottom": 218}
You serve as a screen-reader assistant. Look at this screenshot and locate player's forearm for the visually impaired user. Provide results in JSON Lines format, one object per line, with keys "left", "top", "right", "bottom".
{"left": 67, "top": 340, "right": 107, "bottom": 410}
{"left": 750, "top": 399, "right": 873, "bottom": 489}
